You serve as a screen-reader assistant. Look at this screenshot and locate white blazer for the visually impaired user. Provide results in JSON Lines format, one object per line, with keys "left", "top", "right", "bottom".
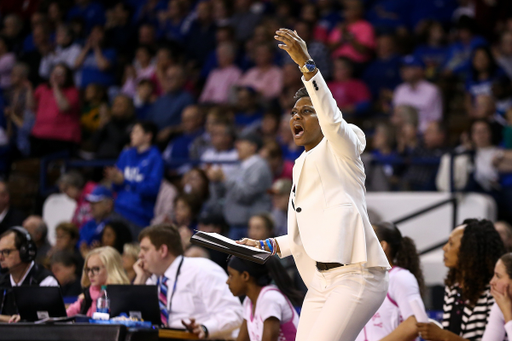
{"left": 275, "top": 71, "right": 390, "bottom": 288}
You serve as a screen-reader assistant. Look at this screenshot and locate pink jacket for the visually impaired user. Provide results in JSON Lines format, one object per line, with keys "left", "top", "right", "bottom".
{"left": 66, "top": 285, "right": 101, "bottom": 317}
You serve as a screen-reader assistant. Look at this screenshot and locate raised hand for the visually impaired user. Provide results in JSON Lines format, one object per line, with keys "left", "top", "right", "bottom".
{"left": 206, "top": 166, "right": 224, "bottom": 182}
{"left": 133, "top": 259, "right": 152, "bottom": 284}
{"left": 104, "top": 166, "right": 124, "bottom": 185}
{"left": 274, "top": 28, "right": 312, "bottom": 67}
{"left": 491, "top": 284, "right": 512, "bottom": 322}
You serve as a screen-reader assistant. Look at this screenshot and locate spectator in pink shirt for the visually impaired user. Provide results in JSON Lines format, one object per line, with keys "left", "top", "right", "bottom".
{"left": 327, "top": 57, "right": 371, "bottom": 117}
{"left": 238, "top": 43, "right": 283, "bottom": 100}
{"left": 29, "top": 63, "right": 82, "bottom": 157}
{"left": 328, "top": 0, "right": 376, "bottom": 64}
{"left": 199, "top": 42, "right": 242, "bottom": 104}
{"left": 57, "top": 170, "right": 96, "bottom": 229}
{"left": 393, "top": 55, "right": 443, "bottom": 133}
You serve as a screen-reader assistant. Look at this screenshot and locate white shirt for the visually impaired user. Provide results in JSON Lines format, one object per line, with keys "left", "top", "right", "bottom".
{"left": 482, "top": 302, "right": 511, "bottom": 341}
{"left": 243, "top": 285, "right": 299, "bottom": 341}
{"left": 146, "top": 256, "right": 243, "bottom": 340}
{"left": 356, "top": 266, "right": 425, "bottom": 341}
{"left": 39, "top": 43, "right": 82, "bottom": 79}
{"left": 474, "top": 147, "right": 501, "bottom": 191}
{"left": 10, "top": 261, "right": 59, "bottom": 287}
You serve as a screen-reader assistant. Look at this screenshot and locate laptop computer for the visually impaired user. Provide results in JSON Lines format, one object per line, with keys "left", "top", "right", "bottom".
{"left": 108, "top": 285, "right": 161, "bottom": 325}
{"left": 13, "top": 286, "right": 67, "bottom": 322}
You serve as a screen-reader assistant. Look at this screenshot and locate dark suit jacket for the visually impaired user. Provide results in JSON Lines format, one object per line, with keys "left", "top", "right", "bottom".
{"left": 0, "top": 208, "right": 26, "bottom": 236}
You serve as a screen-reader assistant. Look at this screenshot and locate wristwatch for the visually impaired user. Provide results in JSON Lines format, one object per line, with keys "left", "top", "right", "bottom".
{"left": 299, "top": 59, "right": 316, "bottom": 73}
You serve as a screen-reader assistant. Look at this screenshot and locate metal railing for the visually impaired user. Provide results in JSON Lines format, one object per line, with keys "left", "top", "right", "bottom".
{"left": 384, "top": 153, "right": 463, "bottom": 255}
{"left": 391, "top": 196, "right": 458, "bottom": 255}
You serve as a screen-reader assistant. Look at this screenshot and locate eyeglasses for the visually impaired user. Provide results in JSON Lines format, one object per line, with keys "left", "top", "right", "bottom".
{"left": 85, "top": 266, "right": 104, "bottom": 276}
{"left": 0, "top": 248, "right": 17, "bottom": 257}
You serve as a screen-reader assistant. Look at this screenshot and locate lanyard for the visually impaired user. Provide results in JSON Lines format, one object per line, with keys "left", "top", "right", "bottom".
{"left": 166, "top": 256, "right": 184, "bottom": 319}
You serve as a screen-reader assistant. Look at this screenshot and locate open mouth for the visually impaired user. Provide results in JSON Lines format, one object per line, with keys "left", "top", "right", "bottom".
{"left": 293, "top": 124, "right": 304, "bottom": 138}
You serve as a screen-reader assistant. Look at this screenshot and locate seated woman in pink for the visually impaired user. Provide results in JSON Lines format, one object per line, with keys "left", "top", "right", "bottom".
{"left": 328, "top": 0, "right": 376, "bottom": 64}
{"left": 237, "top": 43, "right": 283, "bottom": 100}
{"left": 327, "top": 57, "right": 371, "bottom": 117}
{"left": 226, "top": 256, "right": 304, "bottom": 341}
{"left": 29, "top": 63, "right": 81, "bottom": 157}
{"left": 66, "top": 246, "right": 129, "bottom": 317}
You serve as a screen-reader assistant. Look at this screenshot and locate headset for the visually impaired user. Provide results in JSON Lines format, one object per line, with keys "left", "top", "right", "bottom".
{"left": 8, "top": 226, "right": 37, "bottom": 263}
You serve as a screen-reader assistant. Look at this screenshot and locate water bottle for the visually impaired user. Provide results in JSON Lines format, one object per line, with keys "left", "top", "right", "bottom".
{"left": 96, "top": 285, "right": 110, "bottom": 314}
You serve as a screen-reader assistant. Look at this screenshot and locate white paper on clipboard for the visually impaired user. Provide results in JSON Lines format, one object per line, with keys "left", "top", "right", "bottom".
{"left": 409, "top": 298, "right": 429, "bottom": 323}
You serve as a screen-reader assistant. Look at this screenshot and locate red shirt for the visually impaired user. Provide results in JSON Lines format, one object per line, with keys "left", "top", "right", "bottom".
{"left": 275, "top": 160, "right": 293, "bottom": 181}
{"left": 71, "top": 181, "right": 96, "bottom": 229}
{"left": 31, "top": 85, "right": 81, "bottom": 143}
{"left": 327, "top": 79, "right": 371, "bottom": 108}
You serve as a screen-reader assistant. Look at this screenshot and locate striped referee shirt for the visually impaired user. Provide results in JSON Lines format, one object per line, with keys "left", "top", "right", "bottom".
{"left": 442, "top": 285, "right": 494, "bottom": 340}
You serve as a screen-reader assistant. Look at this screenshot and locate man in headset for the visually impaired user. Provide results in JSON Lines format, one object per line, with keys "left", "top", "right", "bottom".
{"left": 0, "top": 227, "right": 58, "bottom": 322}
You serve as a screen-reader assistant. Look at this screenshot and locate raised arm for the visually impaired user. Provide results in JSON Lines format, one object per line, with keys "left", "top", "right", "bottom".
{"left": 302, "top": 71, "right": 366, "bottom": 159}
{"left": 275, "top": 28, "right": 365, "bottom": 160}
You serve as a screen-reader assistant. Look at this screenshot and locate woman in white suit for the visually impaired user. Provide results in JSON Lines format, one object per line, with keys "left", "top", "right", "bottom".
{"left": 239, "top": 29, "right": 390, "bottom": 341}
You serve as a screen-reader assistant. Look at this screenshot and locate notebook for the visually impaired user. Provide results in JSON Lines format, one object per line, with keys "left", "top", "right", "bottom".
{"left": 190, "top": 231, "right": 271, "bottom": 264}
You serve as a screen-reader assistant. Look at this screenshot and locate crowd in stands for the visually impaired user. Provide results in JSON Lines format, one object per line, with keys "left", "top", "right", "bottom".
{"left": 0, "top": 0, "right": 510, "bottom": 220}
{"left": 1, "top": 0, "right": 512, "bottom": 339}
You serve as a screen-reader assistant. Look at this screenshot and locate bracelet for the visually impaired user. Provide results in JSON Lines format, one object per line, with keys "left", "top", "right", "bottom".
{"left": 259, "top": 240, "right": 265, "bottom": 251}
{"left": 270, "top": 238, "right": 277, "bottom": 256}
{"left": 265, "top": 239, "right": 273, "bottom": 254}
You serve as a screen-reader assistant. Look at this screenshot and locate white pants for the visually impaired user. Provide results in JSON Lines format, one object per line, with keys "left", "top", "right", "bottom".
{"left": 296, "top": 264, "right": 389, "bottom": 341}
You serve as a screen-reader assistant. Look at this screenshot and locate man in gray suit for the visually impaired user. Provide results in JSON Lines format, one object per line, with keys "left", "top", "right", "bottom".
{"left": 207, "top": 131, "right": 273, "bottom": 240}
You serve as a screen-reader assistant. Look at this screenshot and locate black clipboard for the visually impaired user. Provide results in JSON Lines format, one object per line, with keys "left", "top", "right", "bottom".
{"left": 190, "top": 231, "right": 271, "bottom": 264}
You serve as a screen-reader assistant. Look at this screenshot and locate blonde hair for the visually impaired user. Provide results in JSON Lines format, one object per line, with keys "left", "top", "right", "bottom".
{"left": 81, "top": 246, "right": 130, "bottom": 287}
{"left": 123, "top": 242, "right": 140, "bottom": 261}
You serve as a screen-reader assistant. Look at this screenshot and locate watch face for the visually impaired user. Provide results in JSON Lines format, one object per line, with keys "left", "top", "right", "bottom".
{"left": 305, "top": 61, "right": 316, "bottom": 72}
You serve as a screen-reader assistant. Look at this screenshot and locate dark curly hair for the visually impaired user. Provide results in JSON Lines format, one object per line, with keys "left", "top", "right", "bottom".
{"left": 374, "top": 222, "right": 425, "bottom": 296}
{"left": 102, "top": 221, "right": 133, "bottom": 255}
{"left": 445, "top": 218, "right": 505, "bottom": 306}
